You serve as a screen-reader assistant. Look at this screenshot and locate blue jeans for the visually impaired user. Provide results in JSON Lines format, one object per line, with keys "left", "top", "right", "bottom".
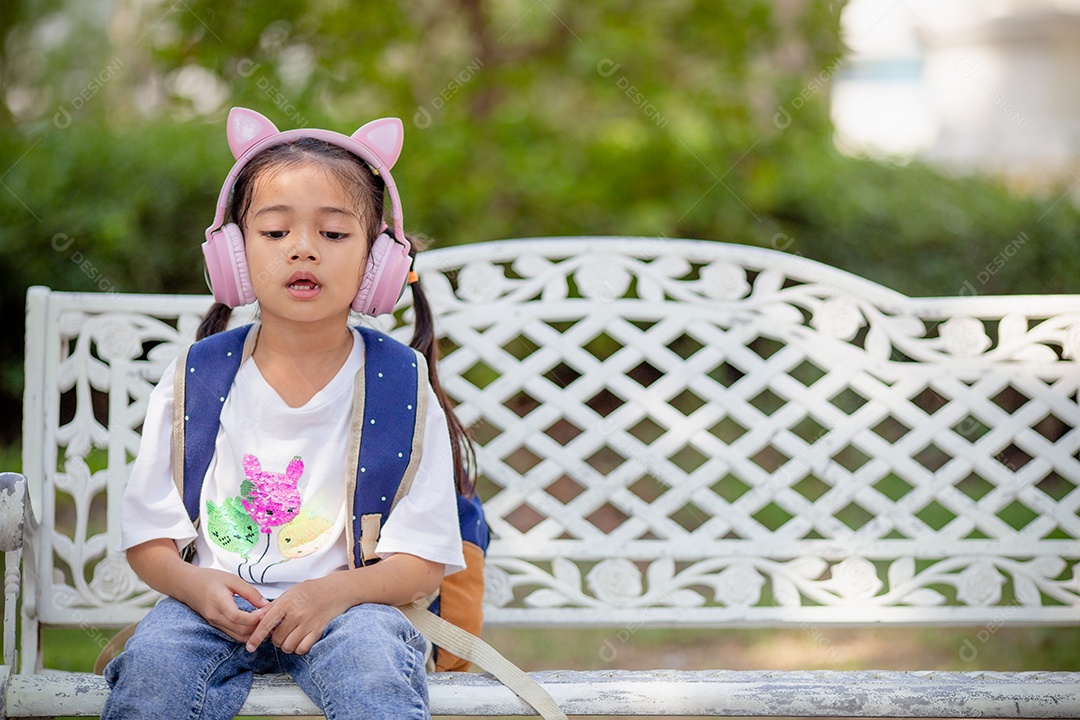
{"left": 102, "top": 596, "right": 430, "bottom": 720}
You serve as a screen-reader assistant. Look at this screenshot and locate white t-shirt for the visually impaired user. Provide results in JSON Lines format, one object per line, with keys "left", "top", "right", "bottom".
{"left": 120, "top": 328, "right": 465, "bottom": 599}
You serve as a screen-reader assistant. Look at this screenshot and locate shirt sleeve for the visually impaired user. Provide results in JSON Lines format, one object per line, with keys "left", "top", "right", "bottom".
{"left": 118, "top": 358, "right": 199, "bottom": 554}
{"left": 375, "top": 382, "right": 467, "bottom": 575}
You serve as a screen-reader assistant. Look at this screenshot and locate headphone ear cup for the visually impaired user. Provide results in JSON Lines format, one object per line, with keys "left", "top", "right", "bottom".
{"left": 353, "top": 233, "right": 411, "bottom": 316}
{"left": 202, "top": 223, "right": 254, "bottom": 307}
{"left": 225, "top": 224, "right": 255, "bottom": 306}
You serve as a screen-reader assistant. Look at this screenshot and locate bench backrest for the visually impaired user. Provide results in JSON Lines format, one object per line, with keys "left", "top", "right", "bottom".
{"left": 21, "top": 238, "right": 1080, "bottom": 638}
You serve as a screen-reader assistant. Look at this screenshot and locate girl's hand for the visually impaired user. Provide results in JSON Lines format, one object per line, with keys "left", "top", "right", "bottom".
{"left": 244, "top": 554, "right": 443, "bottom": 655}
{"left": 245, "top": 575, "right": 350, "bottom": 655}
{"left": 177, "top": 567, "right": 269, "bottom": 644}
{"left": 125, "top": 539, "right": 269, "bottom": 644}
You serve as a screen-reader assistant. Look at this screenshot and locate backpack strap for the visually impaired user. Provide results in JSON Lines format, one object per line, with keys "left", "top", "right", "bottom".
{"left": 399, "top": 601, "right": 568, "bottom": 720}
{"left": 346, "top": 327, "right": 426, "bottom": 567}
{"left": 173, "top": 324, "right": 257, "bottom": 525}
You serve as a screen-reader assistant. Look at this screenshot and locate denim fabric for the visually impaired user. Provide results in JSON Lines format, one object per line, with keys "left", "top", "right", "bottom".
{"left": 102, "top": 596, "right": 430, "bottom": 720}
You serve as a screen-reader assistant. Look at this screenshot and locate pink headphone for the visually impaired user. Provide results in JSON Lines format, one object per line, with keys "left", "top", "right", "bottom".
{"left": 203, "top": 107, "right": 413, "bottom": 316}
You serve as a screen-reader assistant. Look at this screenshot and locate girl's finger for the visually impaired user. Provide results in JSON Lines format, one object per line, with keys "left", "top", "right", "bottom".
{"left": 245, "top": 609, "right": 283, "bottom": 652}
{"left": 277, "top": 624, "right": 311, "bottom": 655}
{"left": 295, "top": 631, "right": 320, "bottom": 656}
{"left": 229, "top": 580, "right": 269, "bottom": 609}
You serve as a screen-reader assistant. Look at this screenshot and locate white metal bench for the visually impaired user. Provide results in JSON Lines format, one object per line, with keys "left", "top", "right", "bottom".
{"left": 3, "top": 237, "right": 1079, "bottom": 718}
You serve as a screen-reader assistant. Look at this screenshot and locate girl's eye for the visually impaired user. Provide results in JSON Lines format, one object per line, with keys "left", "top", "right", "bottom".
{"left": 261, "top": 230, "right": 288, "bottom": 240}
{"left": 323, "top": 232, "right": 349, "bottom": 241}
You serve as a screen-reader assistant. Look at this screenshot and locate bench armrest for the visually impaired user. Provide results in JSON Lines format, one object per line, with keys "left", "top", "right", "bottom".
{"left": 0, "top": 472, "right": 28, "bottom": 669}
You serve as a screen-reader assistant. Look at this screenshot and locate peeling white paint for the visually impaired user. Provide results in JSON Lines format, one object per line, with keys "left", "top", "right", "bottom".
{"left": 0, "top": 475, "right": 25, "bottom": 553}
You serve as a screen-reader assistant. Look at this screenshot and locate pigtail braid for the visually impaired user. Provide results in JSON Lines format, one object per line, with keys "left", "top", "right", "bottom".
{"left": 407, "top": 263, "right": 478, "bottom": 498}
{"left": 196, "top": 302, "right": 233, "bottom": 341}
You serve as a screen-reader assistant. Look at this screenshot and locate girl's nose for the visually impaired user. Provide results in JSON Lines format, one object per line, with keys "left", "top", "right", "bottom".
{"left": 288, "top": 230, "right": 319, "bottom": 261}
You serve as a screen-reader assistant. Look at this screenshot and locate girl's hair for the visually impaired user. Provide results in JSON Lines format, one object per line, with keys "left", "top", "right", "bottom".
{"left": 196, "top": 138, "right": 477, "bottom": 497}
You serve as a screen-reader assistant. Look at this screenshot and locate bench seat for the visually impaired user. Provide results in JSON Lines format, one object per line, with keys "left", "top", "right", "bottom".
{"left": 3, "top": 667, "right": 1080, "bottom": 717}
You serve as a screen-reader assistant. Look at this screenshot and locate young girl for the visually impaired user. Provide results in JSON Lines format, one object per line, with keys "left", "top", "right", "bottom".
{"left": 102, "top": 107, "right": 473, "bottom": 720}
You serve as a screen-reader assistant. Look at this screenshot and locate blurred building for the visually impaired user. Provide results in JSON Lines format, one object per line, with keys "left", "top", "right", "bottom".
{"left": 831, "top": 0, "right": 1080, "bottom": 193}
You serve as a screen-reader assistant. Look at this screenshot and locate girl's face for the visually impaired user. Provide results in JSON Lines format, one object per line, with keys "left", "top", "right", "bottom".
{"left": 243, "top": 161, "right": 371, "bottom": 327}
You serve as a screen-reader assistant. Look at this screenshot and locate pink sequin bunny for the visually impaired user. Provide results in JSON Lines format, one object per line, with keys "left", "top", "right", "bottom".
{"left": 240, "top": 454, "right": 303, "bottom": 534}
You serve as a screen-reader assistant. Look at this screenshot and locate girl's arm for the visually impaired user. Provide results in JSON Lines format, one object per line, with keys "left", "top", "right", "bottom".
{"left": 126, "top": 538, "right": 269, "bottom": 643}
{"left": 244, "top": 553, "right": 443, "bottom": 654}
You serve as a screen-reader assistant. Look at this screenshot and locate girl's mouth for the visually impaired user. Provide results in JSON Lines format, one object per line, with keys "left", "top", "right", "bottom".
{"left": 286, "top": 273, "right": 321, "bottom": 298}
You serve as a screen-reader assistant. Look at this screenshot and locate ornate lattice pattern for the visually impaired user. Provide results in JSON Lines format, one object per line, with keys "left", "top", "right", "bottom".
{"left": 22, "top": 293, "right": 217, "bottom": 625}
{"left": 22, "top": 238, "right": 1080, "bottom": 630}
{"left": 408, "top": 239, "right": 1080, "bottom": 625}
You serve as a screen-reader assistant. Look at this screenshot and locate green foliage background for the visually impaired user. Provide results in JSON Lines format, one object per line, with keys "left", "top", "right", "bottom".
{"left": 2, "top": 0, "right": 1080, "bottom": 446}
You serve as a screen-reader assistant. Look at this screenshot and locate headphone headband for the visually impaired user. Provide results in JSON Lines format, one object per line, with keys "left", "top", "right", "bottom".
{"left": 205, "top": 127, "right": 407, "bottom": 254}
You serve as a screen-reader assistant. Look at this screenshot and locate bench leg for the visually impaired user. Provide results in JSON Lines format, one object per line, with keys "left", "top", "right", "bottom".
{"left": 18, "top": 612, "right": 38, "bottom": 675}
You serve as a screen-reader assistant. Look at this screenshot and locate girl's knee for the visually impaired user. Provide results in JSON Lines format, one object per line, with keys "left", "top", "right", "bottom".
{"left": 107, "top": 597, "right": 242, "bottom": 684}
{"left": 336, "top": 604, "right": 418, "bottom": 639}
{"left": 292, "top": 605, "right": 430, "bottom": 719}
{"left": 318, "top": 603, "right": 427, "bottom": 663}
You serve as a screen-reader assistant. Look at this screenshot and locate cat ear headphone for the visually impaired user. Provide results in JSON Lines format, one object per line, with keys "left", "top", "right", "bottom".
{"left": 202, "top": 107, "right": 413, "bottom": 316}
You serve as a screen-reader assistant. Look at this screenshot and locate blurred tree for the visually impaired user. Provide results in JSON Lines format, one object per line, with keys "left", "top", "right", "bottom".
{"left": 1, "top": 0, "right": 1078, "bottom": 446}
